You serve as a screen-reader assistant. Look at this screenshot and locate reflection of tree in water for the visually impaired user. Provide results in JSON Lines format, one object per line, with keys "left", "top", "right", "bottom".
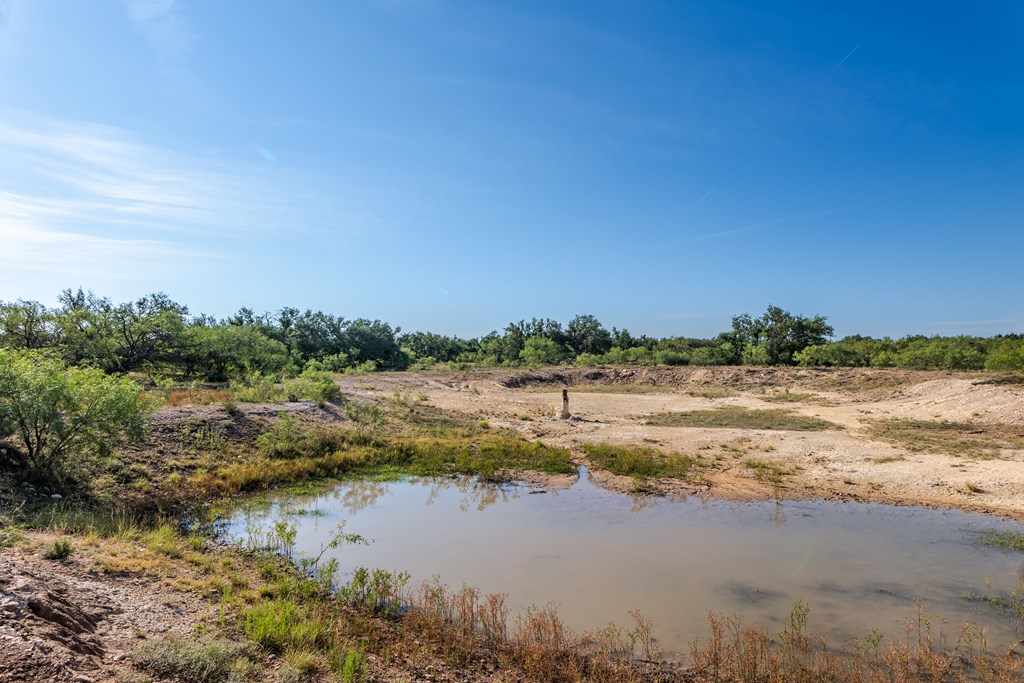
{"left": 423, "top": 475, "right": 520, "bottom": 512}
{"left": 772, "top": 500, "right": 788, "bottom": 528}
{"left": 628, "top": 491, "right": 687, "bottom": 513}
{"left": 337, "top": 478, "right": 393, "bottom": 514}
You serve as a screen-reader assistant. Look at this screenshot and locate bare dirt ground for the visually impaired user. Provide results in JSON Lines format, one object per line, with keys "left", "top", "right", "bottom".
{"left": 339, "top": 367, "right": 1024, "bottom": 520}
{"left": 0, "top": 536, "right": 213, "bottom": 683}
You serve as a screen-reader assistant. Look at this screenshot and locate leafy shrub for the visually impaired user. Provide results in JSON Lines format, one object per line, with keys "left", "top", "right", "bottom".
{"left": 283, "top": 369, "right": 341, "bottom": 406}
{"left": 231, "top": 371, "right": 282, "bottom": 403}
{"left": 520, "top": 336, "right": 570, "bottom": 366}
{"left": 985, "top": 339, "right": 1024, "bottom": 371}
{"left": 304, "top": 352, "right": 350, "bottom": 372}
{"left": 344, "top": 360, "right": 378, "bottom": 375}
{"left": 255, "top": 414, "right": 347, "bottom": 459}
{"left": 0, "top": 349, "right": 147, "bottom": 481}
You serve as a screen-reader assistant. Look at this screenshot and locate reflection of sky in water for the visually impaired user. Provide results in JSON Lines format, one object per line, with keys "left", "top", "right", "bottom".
{"left": 223, "top": 471, "right": 1024, "bottom": 655}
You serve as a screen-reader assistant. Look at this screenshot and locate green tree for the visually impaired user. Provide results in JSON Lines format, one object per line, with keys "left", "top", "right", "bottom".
{"left": 186, "top": 324, "right": 292, "bottom": 380}
{"left": 520, "top": 336, "right": 570, "bottom": 366}
{"left": 53, "top": 288, "right": 118, "bottom": 368}
{"left": 0, "top": 300, "right": 57, "bottom": 350}
{"left": 731, "top": 306, "right": 833, "bottom": 365}
{"left": 566, "top": 314, "right": 613, "bottom": 356}
{"left": 985, "top": 337, "right": 1024, "bottom": 371}
{"left": 0, "top": 349, "right": 147, "bottom": 481}
{"left": 108, "top": 293, "right": 189, "bottom": 373}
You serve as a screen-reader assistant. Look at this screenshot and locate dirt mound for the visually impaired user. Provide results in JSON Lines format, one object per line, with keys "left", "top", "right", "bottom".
{"left": 886, "top": 379, "right": 1024, "bottom": 425}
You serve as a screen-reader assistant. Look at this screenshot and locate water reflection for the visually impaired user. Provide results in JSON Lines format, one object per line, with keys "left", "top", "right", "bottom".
{"left": 338, "top": 478, "right": 391, "bottom": 513}
{"left": 222, "top": 471, "right": 1024, "bottom": 655}
{"left": 772, "top": 500, "right": 788, "bottom": 528}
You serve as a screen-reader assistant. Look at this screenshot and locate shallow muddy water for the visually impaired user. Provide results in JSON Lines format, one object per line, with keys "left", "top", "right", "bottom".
{"left": 223, "top": 470, "right": 1024, "bottom": 655}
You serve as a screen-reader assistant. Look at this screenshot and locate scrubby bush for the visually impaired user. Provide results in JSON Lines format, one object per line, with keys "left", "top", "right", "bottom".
{"left": 231, "top": 372, "right": 282, "bottom": 403}
{"left": 985, "top": 338, "right": 1024, "bottom": 371}
{"left": 283, "top": 369, "right": 342, "bottom": 406}
{"left": 0, "top": 349, "right": 146, "bottom": 481}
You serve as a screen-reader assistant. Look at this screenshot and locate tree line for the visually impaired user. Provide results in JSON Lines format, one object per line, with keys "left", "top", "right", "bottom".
{"left": 1, "top": 290, "right": 1022, "bottom": 380}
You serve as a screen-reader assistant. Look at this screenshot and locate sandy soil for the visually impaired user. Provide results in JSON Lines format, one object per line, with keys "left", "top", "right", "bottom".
{"left": 339, "top": 367, "right": 1024, "bottom": 520}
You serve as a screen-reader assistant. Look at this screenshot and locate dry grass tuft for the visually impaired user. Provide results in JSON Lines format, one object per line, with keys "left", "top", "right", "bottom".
{"left": 647, "top": 407, "right": 841, "bottom": 431}
{"left": 865, "top": 419, "right": 1024, "bottom": 459}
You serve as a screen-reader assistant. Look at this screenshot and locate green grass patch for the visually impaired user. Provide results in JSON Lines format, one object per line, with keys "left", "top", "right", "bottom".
{"left": 865, "top": 419, "right": 1024, "bottom": 459}
{"left": 583, "top": 443, "right": 699, "bottom": 479}
{"left": 646, "top": 407, "right": 841, "bottom": 431}
{"left": 961, "top": 592, "right": 1024, "bottom": 619}
{"left": 243, "top": 598, "right": 329, "bottom": 653}
{"left": 540, "top": 384, "right": 671, "bottom": 395}
{"left": 182, "top": 427, "right": 574, "bottom": 500}
{"left": 743, "top": 458, "right": 797, "bottom": 482}
{"left": 685, "top": 387, "right": 737, "bottom": 399}
{"left": 760, "top": 390, "right": 818, "bottom": 403}
{"left": 979, "top": 529, "right": 1024, "bottom": 551}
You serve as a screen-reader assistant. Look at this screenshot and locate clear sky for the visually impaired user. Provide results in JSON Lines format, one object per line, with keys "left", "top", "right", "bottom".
{"left": 1, "top": 1, "right": 1021, "bottom": 339}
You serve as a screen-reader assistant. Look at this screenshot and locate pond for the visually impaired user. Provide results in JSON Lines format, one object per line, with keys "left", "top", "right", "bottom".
{"left": 222, "top": 468, "right": 1024, "bottom": 656}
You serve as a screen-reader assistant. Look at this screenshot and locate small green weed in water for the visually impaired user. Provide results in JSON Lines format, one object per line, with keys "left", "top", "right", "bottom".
{"left": 979, "top": 529, "right": 1024, "bottom": 551}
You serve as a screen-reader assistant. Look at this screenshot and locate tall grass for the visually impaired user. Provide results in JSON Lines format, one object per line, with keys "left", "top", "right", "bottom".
{"left": 177, "top": 424, "right": 574, "bottom": 502}
{"left": 689, "top": 602, "right": 1023, "bottom": 683}
{"left": 583, "top": 443, "right": 699, "bottom": 479}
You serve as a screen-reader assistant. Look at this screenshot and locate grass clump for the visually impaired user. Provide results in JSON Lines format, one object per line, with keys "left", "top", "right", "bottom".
{"left": 568, "top": 384, "right": 671, "bottom": 395}
{"left": 685, "top": 386, "right": 737, "bottom": 399}
{"left": 979, "top": 529, "right": 1024, "bottom": 551}
{"left": 583, "top": 443, "right": 699, "bottom": 479}
{"left": 760, "top": 389, "right": 818, "bottom": 403}
{"left": 254, "top": 414, "right": 352, "bottom": 459}
{"left": 866, "top": 419, "right": 1024, "bottom": 459}
{"left": 43, "top": 537, "right": 74, "bottom": 560}
{"left": 134, "top": 637, "right": 257, "bottom": 683}
{"left": 743, "top": 458, "right": 796, "bottom": 482}
{"left": 647, "top": 407, "right": 841, "bottom": 431}
{"left": 243, "top": 598, "right": 329, "bottom": 653}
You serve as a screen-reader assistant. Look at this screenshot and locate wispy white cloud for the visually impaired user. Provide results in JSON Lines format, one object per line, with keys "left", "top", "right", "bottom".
{"left": 0, "top": 220, "right": 192, "bottom": 279}
{"left": 0, "top": 113, "right": 257, "bottom": 233}
{"left": 0, "top": 111, "right": 288, "bottom": 279}
{"left": 0, "top": 110, "right": 382, "bottom": 286}
{"left": 119, "top": 0, "right": 195, "bottom": 66}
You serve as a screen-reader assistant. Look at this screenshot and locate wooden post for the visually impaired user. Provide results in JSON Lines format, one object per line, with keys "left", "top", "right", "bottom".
{"left": 559, "top": 389, "right": 570, "bottom": 419}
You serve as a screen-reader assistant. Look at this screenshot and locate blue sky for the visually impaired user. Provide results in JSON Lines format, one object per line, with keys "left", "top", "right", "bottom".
{"left": 1, "top": 1, "right": 1021, "bottom": 339}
